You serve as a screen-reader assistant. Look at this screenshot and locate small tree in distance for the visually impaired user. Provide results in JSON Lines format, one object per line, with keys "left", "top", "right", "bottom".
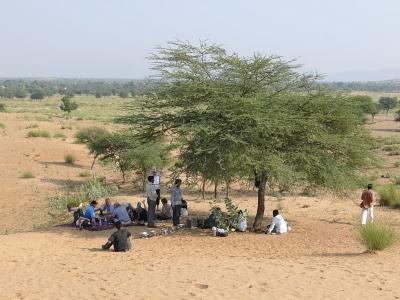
{"left": 379, "top": 96, "right": 398, "bottom": 115}
{"left": 60, "top": 96, "right": 78, "bottom": 114}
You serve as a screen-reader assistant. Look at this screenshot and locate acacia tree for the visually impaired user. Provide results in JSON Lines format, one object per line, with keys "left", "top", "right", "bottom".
{"left": 60, "top": 96, "right": 78, "bottom": 114}
{"left": 119, "top": 41, "right": 376, "bottom": 230}
{"left": 87, "top": 131, "right": 170, "bottom": 184}
{"left": 379, "top": 96, "right": 398, "bottom": 115}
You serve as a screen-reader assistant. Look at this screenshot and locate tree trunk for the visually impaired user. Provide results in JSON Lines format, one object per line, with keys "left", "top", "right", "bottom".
{"left": 214, "top": 181, "right": 218, "bottom": 199}
{"left": 90, "top": 155, "right": 98, "bottom": 170}
{"left": 253, "top": 173, "right": 267, "bottom": 231}
{"left": 225, "top": 180, "right": 230, "bottom": 198}
{"left": 201, "top": 178, "right": 206, "bottom": 199}
{"left": 142, "top": 172, "right": 147, "bottom": 192}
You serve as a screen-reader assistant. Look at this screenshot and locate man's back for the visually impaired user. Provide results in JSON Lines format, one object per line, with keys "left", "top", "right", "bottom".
{"left": 113, "top": 206, "right": 131, "bottom": 223}
{"left": 361, "top": 190, "right": 374, "bottom": 208}
{"left": 109, "top": 229, "right": 131, "bottom": 252}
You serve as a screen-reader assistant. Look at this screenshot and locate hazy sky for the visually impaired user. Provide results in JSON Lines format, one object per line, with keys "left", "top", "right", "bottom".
{"left": 1, "top": 0, "right": 399, "bottom": 80}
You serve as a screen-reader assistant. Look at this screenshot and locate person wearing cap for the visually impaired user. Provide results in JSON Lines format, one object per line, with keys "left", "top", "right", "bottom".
{"left": 102, "top": 221, "right": 132, "bottom": 252}
{"left": 84, "top": 200, "right": 98, "bottom": 224}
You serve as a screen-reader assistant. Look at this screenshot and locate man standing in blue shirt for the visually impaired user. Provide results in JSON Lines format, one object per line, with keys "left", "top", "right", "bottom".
{"left": 170, "top": 179, "right": 183, "bottom": 227}
{"left": 85, "top": 200, "right": 98, "bottom": 224}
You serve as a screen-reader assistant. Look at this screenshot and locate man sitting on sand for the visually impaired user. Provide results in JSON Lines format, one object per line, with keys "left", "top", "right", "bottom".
{"left": 84, "top": 200, "right": 99, "bottom": 225}
{"left": 112, "top": 202, "right": 132, "bottom": 225}
{"left": 101, "top": 198, "right": 114, "bottom": 214}
{"left": 157, "top": 198, "right": 173, "bottom": 220}
{"left": 133, "top": 201, "right": 148, "bottom": 224}
{"left": 266, "top": 209, "right": 288, "bottom": 234}
{"left": 360, "top": 183, "right": 375, "bottom": 225}
{"left": 102, "top": 221, "right": 132, "bottom": 252}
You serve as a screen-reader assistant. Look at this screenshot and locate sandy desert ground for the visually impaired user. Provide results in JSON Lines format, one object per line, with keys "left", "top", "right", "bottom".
{"left": 0, "top": 110, "right": 400, "bottom": 300}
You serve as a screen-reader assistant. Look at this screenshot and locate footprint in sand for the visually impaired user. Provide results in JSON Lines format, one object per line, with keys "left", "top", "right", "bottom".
{"left": 193, "top": 283, "right": 208, "bottom": 289}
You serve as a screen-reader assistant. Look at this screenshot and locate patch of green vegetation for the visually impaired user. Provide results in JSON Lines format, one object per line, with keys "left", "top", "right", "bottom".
{"left": 383, "top": 145, "right": 400, "bottom": 152}
{"left": 0, "top": 123, "right": 5, "bottom": 129}
{"left": 74, "top": 126, "right": 109, "bottom": 144}
{"left": 54, "top": 132, "right": 67, "bottom": 139}
{"left": 48, "top": 176, "right": 118, "bottom": 216}
{"left": 359, "top": 223, "right": 396, "bottom": 251}
{"left": 379, "top": 136, "right": 400, "bottom": 146}
{"left": 26, "top": 130, "right": 51, "bottom": 138}
{"left": 395, "top": 161, "right": 400, "bottom": 167}
{"left": 64, "top": 154, "right": 76, "bottom": 164}
{"left": 378, "top": 184, "right": 400, "bottom": 208}
{"left": 5, "top": 96, "right": 131, "bottom": 122}
{"left": 21, "top": 171, "right": 35, "bottom": 179}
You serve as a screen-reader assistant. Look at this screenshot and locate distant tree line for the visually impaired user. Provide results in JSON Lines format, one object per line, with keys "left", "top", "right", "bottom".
{"left": 321, "top": 79, "right": 400, "bottom": 92}
{"left": 0, "top": 79, "right": 158, "bottom": 100}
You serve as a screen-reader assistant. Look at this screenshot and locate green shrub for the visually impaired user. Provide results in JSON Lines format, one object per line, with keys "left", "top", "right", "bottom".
{"left": 378, "top": 184, "right": 400, "bottom": 208}
{"left": 21, "top": 171, "right": 35, "bottom": 179}
{"left": 48, "top": 176, "right": 118, "bottom": 215}
{"left": 395, "top": 161, "right": 400, "bottom": 168}
{"left": 74, "top": 126, "right": 109, "bottom": 144}
{"left": 378, "top": 136, "right": 400, "bottom": 146}
{"left": 359, "top": 223, "right": 396, "bottom": 251}
{"left": 75, "top": 176, "right": 118, "bottom": 203}
{"left": 26, "top": 130, "right": 51, "bottom": 138}
{"left": 0, "top": 123, "right": 5, "bottom": 129}
{"left": 0, "top": 103, "right": 5, "bottom": 112}
{"left": 54, "top": 132, "right": 67, "bottom": 139}
{"left": 64, "top": 154, "right": 76, "bottom": 164}
{"left": 383, "top": 145, "right": 400, "bottom": 152}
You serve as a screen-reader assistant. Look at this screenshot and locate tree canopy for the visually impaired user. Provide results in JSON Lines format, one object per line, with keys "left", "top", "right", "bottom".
{"left": 118, "top": 41, "right": 377, "bottom": 229}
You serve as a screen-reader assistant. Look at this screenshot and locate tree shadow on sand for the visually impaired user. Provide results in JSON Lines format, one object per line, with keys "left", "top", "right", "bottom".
{"left": 38, "top": 161, "right": 86, "bottom": 169}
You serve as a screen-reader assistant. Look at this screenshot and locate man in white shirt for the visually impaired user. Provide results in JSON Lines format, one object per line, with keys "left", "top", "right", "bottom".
{"left": 170, "top": 179, "right": 183, "bottom": 226}
{"left": 266, "top": 209, "right": 288, "bottom": 234}
{"left": 146, "top": 175, "right": 158, "bottom": 227}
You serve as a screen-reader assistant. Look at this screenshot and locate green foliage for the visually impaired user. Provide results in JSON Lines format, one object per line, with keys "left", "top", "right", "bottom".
{"left": 60, "top": 96, "right": 78, "bottom": 114}
{"left": 85, "top": 131, "right": 171, "bottom": 182}
{"left": 54, "top": 132, "right": 67, "bottom": 139}
{"left": 0, "top": 123, "right": 5, "bottom": 129}
{"left": 26, "top": 130, "right": 51, "bottom": 138}
{"left": 378, "top": 136, "right": 400, "bottom": 146}
{"left": 30, "top": 89, "right": 46, "bottom": 100}
{"left": 117, "top": 40, "right": 377, "bottom": 229}
{"left": 74, "top": 126, "right": 109, "bottom": 144}
{"left": 378, "top": 184, "right": 400, "bottom": 208}
{"left": 350, "top": 95, "right": 379, "bottom": 120}
{"left": 383, "top": 145, "right": 400, "bottom": 152}
{"left": 395, "top": 161, "right": 400, "bottom": 168}
{"left": 379, "top": 96, "right": 398, "bottom": 114}
{"left": 0, "top": 103, "right": 5, "bottom": 112}
{"left": 21, "top": 171, "right": 35, "bottom": 179}
{"left": 64, "top": 154, "right": 76, "bottom": 164}
{"left": 48, "top": 176, "right": 118, "bottom": 215}
{"left": 359, "top": 223, "right": 396, "bottom": 251}
{"left": 210, "top": 198, "right": 248, "bottom": 229}
{"left": 76, "top": 176, "right": 118, "bottom": 203}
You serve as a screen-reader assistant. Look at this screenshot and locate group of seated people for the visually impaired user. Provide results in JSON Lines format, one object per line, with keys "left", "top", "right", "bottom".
{"left": 202, "top": 208, "right": 289, "bottom": 235}
{"left": 75, "top": 197, "right": 174, "bottom": 228}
